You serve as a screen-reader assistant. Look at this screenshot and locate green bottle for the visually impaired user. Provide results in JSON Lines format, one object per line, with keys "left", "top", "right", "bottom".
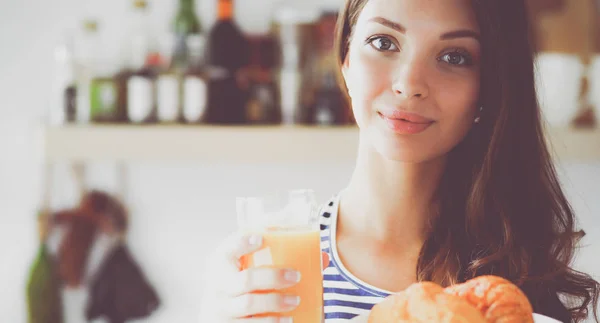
{"left": 26, "top": 238, "right": 64, "bottom": 323}
{"left": 172, "top": 0, "right": 203, "bottom": 71}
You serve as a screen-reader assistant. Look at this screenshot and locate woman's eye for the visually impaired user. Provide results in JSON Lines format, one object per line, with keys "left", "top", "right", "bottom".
{"left": 368, "top": 36, "right": 399, "bottom": 52}
{"left": 439, "top": 51, "right": 473, "bottom": 66}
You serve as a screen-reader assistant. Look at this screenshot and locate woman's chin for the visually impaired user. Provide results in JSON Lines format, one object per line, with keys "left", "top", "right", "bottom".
{"left": 370, "top": 137, "right": 432, "bottom": 163}
{"left": 360, "top": 124, "right": 458, "bottom": 164}
{"left": 359, "top": 129, "right": 445, "bottom": 164}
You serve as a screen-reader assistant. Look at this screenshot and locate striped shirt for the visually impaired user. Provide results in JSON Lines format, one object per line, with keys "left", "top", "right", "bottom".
{"left": 320, "top": 194, "right": 392, "bottom": 322}
{"left": 318, "top": 196, "right": 558, "bottom": 323}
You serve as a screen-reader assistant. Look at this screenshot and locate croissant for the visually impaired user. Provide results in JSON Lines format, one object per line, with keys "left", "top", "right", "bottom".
{"left": 444, "top": 275, "right": 534, "bottom": 323}
{"left": 368, "top": 276, "right": 534, "bottom": 323}
{"left": 368, "top": 282, "right": 487, "bottom": 323}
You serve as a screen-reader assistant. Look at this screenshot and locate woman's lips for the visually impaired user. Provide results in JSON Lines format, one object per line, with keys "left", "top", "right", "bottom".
{"left": 378, "top": 111, "right": 434, "bottom": 135}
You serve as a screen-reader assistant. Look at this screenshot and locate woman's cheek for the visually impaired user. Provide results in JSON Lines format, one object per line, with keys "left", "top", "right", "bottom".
{"left": 436, "top": 78, "right": 480, "bottom": 139}
{"left": 348, "top": 50, "right": 392, "bottom": 118}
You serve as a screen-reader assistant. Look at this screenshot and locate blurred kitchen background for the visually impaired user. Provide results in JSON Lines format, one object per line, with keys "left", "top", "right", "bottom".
{"left": 0, "top": 0, "right": 599, "bottom": 322}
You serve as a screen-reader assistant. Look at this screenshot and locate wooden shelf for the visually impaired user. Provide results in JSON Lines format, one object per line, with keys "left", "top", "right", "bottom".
{"left": 544, "top": 127, "right": 600, "bottom": 163}
{"left": 42, "top": 124, "right": 600, "bottom": 163}
{"left": 43, "top": 125, "right": 360, "bottom": 163}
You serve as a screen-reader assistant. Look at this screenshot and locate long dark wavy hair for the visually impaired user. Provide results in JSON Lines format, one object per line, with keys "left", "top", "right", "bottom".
{"left": 334, "top": 0, "right": 600, "bottom": 322}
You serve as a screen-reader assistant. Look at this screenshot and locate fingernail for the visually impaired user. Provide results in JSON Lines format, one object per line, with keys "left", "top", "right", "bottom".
{"left": 283, "top": 295, "right": 301, "bottom": 307}
{"left": 279, "top": 317, "right": 293, "bottom": 323}
{"left": 247, "top": 235, "right": 262, "bottom": 246}
{"left": 284, "top": 270, "right": 301, "bottom": 283}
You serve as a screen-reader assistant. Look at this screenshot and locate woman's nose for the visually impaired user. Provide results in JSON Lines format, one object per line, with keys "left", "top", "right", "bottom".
{"left": 391, "top": 56, "right": 430, "bottom": 100}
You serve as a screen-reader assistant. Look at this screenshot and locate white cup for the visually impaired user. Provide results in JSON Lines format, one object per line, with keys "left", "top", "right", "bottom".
{"left": 534, "top": 53, "right": 584, "bottom": 127}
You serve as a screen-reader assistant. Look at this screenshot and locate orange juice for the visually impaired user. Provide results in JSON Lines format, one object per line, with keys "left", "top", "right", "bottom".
{"left": 241, "top": 228, "right": 323, "bottom": 322}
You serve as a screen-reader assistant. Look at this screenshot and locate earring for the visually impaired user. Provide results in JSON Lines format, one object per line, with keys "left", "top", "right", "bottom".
{"left": 474, "top": 106, "right": 483, "bottom": 124}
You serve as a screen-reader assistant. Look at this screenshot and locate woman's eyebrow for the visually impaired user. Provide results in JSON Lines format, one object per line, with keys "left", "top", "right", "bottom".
{"left": 368, "top": 16, "right": 480, "bottom": 42}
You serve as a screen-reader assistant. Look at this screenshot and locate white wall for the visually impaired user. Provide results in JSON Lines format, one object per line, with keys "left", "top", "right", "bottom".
{"left": 0, "top": 0, "right": 598, "bottom": 322}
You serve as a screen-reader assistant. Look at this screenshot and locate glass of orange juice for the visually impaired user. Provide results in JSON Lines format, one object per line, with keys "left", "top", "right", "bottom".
{"left": 236, "top": 189, "right": 323, "bottom": 323}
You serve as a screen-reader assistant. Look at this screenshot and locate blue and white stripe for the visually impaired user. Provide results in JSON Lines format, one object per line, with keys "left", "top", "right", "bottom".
{"left": 320, "top": 196, "right": 391, "bottom": 322}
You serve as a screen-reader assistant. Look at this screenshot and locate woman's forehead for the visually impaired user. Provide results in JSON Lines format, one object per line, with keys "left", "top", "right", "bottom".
{"left": 355, "top": 0, "right": 480, "bottom": 32}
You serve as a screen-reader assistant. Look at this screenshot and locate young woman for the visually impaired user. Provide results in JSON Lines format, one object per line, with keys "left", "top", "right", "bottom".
{"left": 199, "top": 0, "right": 600, "bottom": 322}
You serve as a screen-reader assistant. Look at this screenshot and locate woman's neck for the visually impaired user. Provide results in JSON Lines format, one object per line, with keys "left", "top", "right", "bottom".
{"left": 339, "top": 137, "right": 447, "bottom": 248}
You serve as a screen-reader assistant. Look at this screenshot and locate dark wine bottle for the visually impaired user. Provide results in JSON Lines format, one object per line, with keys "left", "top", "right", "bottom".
{"left": 205, "top": 0, "right": 249, "bottom": 124}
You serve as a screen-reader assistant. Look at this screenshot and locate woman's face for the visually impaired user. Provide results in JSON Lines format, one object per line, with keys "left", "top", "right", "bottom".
{"left": 342, "top": 0, "right": 482, "bottom": 163}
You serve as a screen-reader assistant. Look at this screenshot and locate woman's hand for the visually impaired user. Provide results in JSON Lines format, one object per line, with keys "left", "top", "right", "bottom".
{"left": 198, "top": 232, "right": 329, "bottom": 322}
{"left": 348, "top": 313, "right": 370, "bottom": 323}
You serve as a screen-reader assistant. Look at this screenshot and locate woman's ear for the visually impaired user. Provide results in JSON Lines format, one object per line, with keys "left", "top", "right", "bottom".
{"left": 341, "top": 55, "right": 351, "bottom": 97}
{"left": 341, "top": 54, "right": 350, "bottom": 79}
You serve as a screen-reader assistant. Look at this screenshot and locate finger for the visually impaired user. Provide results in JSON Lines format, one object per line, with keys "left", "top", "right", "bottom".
{"left": 322, "top": 251, "right": 330, "bottom": 269}
{"left": 227, "top": 293, "right": 301, "bottom": 318}
{"left": 231, "top": 317, "right": 293, "bottom": 323}
{"left": 348, "top": 313, "right": 370, "bottom": 322}
{"left": 219, "top": 232, "right": 264, "bottom": 263}
{"left": 226, "top": 267, "right": 301, "bottom": 296}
